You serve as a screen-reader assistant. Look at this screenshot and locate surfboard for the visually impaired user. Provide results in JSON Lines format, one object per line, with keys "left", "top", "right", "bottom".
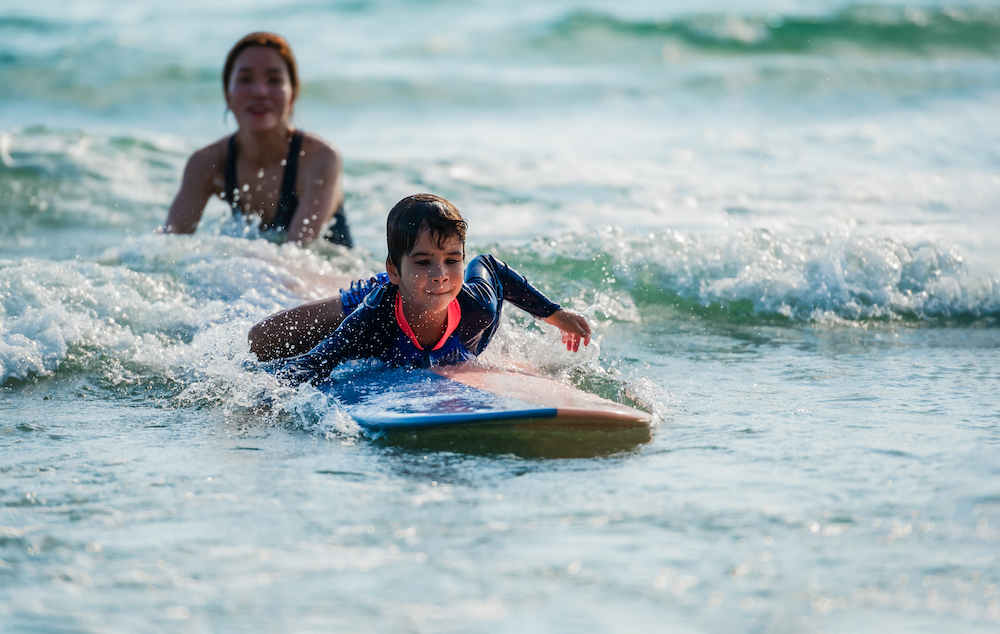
{"left": 318, "top": 364, "right": 653, "bottom": 457}
{"left": 321, "top": 364, "right": 651, "bottom": 431}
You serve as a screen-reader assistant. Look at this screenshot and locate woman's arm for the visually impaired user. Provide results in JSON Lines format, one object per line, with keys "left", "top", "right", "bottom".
{"left": 287, "top": 136, "right": 343, "bottom": 246}
{"left": 162, "top": 142, "right": 225, "bottom": 234}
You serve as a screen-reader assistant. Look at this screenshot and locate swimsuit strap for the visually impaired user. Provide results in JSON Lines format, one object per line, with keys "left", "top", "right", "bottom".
{"left": 224, "top": 131, "right": 302, "bottom": 230}
{"left": 224, "top": 134, "right": 240, "bottom": 214}
{"left": 270, "top": 130, "right": 304, "bottom": 230}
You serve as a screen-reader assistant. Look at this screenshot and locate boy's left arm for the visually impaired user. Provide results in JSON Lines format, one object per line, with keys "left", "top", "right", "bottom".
{"left": 466, "top": 255, "right": 591, "bottom": 352}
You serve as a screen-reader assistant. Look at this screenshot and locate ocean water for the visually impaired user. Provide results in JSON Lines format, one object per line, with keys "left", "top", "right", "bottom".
{"left": 2, "top": 0, "right": 1000, "bottom": 631}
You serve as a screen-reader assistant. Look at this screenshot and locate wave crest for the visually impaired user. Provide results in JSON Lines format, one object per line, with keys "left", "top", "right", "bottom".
{"left": 512, "top": 227, "right": 999, "bottom": 324}
{"left": 543, "top": 6, "right": 1000, "bottom": 57}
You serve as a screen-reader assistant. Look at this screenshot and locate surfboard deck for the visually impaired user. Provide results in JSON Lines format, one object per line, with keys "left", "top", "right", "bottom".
{"left": 318, "top": 364, "right": 652, "bottom": 431}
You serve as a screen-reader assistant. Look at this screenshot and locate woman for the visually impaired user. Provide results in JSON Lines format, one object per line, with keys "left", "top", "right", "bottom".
{"left": 163, "top": 32, "right": 352, "bottom": 247}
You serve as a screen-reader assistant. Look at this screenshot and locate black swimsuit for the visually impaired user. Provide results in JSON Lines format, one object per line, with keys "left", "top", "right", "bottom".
{"left": 222, "top": 131, "right": 353, "bottom": 247}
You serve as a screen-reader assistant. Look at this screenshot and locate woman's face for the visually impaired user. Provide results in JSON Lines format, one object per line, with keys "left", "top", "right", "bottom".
{"left": 226, "top": 46, "right": 294, "bottom": 133}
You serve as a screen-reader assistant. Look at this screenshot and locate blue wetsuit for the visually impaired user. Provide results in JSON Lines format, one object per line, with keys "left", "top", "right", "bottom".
{"left": 279, "top": 255, "right": 561, "bottom": 385}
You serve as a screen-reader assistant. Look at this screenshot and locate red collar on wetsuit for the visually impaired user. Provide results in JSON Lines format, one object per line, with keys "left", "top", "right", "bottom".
{"left": 394, "top": 293, "right": 462, "bottom": 351}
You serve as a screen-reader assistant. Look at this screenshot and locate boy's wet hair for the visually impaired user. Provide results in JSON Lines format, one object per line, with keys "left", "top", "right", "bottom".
{"left": 387, "top": 194, "right": 468, "bottom": 268}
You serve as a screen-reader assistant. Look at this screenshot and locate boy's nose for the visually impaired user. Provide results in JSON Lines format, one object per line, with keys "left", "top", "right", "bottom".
{"left": 430, "top": 265, "right": 448, "bottom": 282}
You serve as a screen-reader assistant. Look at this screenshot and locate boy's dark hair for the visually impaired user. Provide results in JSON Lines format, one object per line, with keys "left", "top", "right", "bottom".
{"left": 386, "top": 194, "right": 467, "bottom": 268}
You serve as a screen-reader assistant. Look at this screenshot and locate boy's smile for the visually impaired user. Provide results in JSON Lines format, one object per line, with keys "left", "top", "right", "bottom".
{"left": 386, "top": 230, "right": 465, "bottom": 345}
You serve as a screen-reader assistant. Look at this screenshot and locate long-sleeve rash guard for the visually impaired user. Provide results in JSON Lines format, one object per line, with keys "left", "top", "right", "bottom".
{"left": 278, "top": 255, "right": 561, "bottom": 385}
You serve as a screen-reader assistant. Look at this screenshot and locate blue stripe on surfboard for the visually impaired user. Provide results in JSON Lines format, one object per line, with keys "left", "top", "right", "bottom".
{"left": 347, "top": 407, "right": 558, "bottom": 430}
{"left": 318, "top": 367, "right": 558, "bottom": 431}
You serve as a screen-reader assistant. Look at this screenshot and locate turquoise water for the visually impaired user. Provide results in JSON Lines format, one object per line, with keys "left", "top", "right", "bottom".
{"left": 2, "top": 1, "right": 1000, "bottom": 631}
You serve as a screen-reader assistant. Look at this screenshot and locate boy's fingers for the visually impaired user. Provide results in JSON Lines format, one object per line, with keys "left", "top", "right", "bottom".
{"left": 554, "top": 312, "right": 591, "bottom": 352}
{"left": 563, "top": 331, "right": 580, "bottom": 352}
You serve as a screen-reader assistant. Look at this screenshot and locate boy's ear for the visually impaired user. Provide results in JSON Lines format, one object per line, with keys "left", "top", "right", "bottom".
{"left": 385, "top": 257, "right": 401, "bottom": 285}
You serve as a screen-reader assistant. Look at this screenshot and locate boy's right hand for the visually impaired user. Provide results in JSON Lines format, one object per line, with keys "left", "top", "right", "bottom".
{"left": 543, "top": 310, "right": 591, "bottom": 353}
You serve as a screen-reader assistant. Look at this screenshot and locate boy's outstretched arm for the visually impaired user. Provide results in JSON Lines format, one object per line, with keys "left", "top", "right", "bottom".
{"left": 463, "top": 255, "right": 591, "bottom": 353}
{"left": 543, "top": 310, "right": 591, "bottom": 352}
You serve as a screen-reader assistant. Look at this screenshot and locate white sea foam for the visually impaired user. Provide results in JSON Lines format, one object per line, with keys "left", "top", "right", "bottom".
{"left": 525, "top": 225, "right": 1000, "bottom": 322}
{"left": 0, "top": 233, "right": 378, "bottom": 383}
{"left": 2, "top": 218, "right": 995, "bottom": 389}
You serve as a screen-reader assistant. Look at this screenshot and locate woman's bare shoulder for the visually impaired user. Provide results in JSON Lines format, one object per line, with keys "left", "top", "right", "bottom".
{"left": 185, "top": 136, "right": 230, "bottom": 171}
{"left": 301, "top": 133, "right": 341, "bottom": 162}
{"left": 181, "top": 136, "right": 230, "bottom": 193}
{"left": 299, "top": 132, "right": 342, "bottom": 176}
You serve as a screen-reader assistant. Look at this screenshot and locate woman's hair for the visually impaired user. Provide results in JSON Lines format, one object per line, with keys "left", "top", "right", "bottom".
{"left": 387, "top": 194, "right": 468, "bottom": 268}
{"left": 222, "top": 32, "right": 300, "bottom": 102}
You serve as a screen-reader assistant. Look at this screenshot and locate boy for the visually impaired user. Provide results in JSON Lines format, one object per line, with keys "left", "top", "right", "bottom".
{"left": 270, "top": 193, "right": 591, "bottom": 385}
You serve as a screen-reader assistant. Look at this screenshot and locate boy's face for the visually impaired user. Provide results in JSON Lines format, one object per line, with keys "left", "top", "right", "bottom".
{"left": 386, "top": 229, "right": 465, "bottom": 318}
